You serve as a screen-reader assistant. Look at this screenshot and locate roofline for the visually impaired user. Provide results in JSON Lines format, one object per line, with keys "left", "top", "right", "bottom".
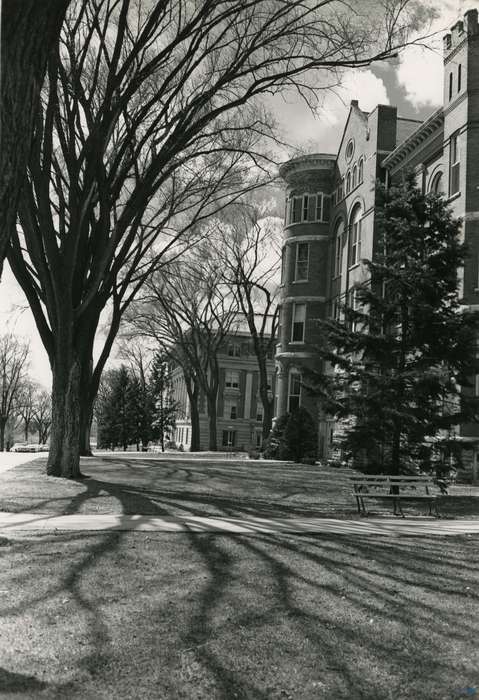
{"left": 382, "top": 107, "right": 444, "bottom": 170}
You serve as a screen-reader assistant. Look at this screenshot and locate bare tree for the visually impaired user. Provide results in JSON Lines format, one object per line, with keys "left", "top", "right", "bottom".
{"left": 222, "top": 209, "right": 282, "bottom": 438}
{"left": 0, "top": 334, "right": 30, "bottom": 450}
{"left": 16, "top": 380, "right": 39, "bottom": 442}
{"left": 6, "top": 0, "right": 435, "bottom": 476}
{"left": 0, "top": 0, "right": 70, "bottom": 273}
{"left": 126, "top": 238, "right": 240, "bottom": 451}
{"left": 32, "top": 390, "right": 53, "bottom": 445}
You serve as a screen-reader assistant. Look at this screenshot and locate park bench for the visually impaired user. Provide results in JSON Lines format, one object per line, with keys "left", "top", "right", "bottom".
{"left": 350, "top": 474, "right": 446, "bottom": 517}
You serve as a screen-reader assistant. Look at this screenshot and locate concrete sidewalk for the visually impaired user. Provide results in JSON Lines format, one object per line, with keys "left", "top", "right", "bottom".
{"left": 1, "top": 512, "right": 479, "bottom": 536}
{"left": 0, "top": 453, "right": 42, "bottom": 474}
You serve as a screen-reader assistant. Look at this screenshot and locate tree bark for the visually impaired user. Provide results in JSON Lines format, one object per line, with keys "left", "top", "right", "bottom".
{"left": 206, "top": 393, "right": 218, "bottom": 451}
{"left": 79, "top": 401, "right": 93, "bottom": 457}
{"left": 0, "top": 418, "right": 6, "bottom": 451}
{"left": 185, "top": 377, "right": 200, "bottom": 452}
{"left": 47, "top": 354, "right": 82, "bottom": 478}
{"left": 0, "top": 0, "right": 70, "bottom": 273}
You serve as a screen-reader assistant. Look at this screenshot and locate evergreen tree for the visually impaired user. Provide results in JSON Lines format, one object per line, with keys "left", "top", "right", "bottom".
{"left": 97, "top": 366, "right": 138, "bottom": 451}
{"left": 313, "top": 173, "right": 479, "bottom": 475}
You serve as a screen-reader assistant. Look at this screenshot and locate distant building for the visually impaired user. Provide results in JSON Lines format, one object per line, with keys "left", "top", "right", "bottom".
{"left": 171, "top": 321, "right": 276, "bottom": 451}
{"left": 275, "top": 9, "right": 479, "bottom": 478}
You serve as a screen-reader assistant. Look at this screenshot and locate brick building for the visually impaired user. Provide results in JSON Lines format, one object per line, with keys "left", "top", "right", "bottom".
{"left": 172, "top": 323, "right": 275, "bottom": 452}
{"left": 275, "top": 9, "right": 479, "bottom": 477}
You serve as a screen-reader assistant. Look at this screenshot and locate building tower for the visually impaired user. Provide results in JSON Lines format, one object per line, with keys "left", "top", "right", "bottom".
{"left": 275, "top": 154, "right": 335, "bottom": 456}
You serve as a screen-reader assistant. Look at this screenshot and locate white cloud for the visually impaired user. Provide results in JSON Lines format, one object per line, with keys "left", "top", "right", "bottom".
{"left": 397, "top": 1, "right": 477, "bottom": 108}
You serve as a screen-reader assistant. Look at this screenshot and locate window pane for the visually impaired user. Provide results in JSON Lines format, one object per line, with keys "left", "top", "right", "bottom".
{"left": 323, "top": 195, "right": 330, "bottom": 222}
{"left": 292, "top": 197, "right": 301, "bottom": 223}
{"left": 307, "top": 195, "right": 316, "bottom": 221}
{"left": 295, "top": 243, "right": 309, "bottom": 280}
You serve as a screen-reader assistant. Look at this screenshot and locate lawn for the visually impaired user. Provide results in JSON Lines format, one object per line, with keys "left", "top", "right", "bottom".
{"left": 1, "top": 455, "right": 479, "bottom": 699}
{"left": 0, "top": 455, "right": 478, "bottom": 519}
{"left": 1, "top": 530, "right": 478, "bottom": 699}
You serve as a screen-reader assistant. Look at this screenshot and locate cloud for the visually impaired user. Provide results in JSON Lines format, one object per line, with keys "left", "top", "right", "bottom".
{"left": 396, "top": 1, "right": 477, "bottom": 109}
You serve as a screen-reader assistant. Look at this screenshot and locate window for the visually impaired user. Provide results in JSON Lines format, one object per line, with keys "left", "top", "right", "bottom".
{"left": 286, "top": 193, "right": 327, "bottom": 225}
{"left": 288, "top": 371, "right": 301, "bottom": 412}
{"left": 352, "top": 165, "right": 358, "bottom": 188}
{"left": 256, "top": 408, "right": 263, "bottom": 422}
{"left": 345, "top": 139, "right": 354, "bottom": 161}
{"left": 291, "top": 303, "right": 306, "bottom": 342}
{"left": 350, "top": 205, "right": 362, "bottom": 266}
{"left": 255, "top": 431, "right": 262, "bottom": 448}
{"left": 358, "top": 159, "right": 364, "bottom": 183}
{"left": 295, "top": 243, "right": 309, "bottom": 281}
{"left": 280, "top": 247, "right": 286, "bottom": 284}
{"left": 346, "top": 171, "right": 351, "bottom": 194}
{"left": 334, "top": 220, "right": 344, "bottom": 277}
{"left": 225, "top": 370, "right": 239, "bottom": 388}
{"left": 185, "top": 429, "right": 189, "bottom": 444}
{"left": 458, "top": 64, "right": 462, "bottom": 93}
{"left": 323, "top": 195, "right": 331, "bottom": 222}
{"left": 224, "top": 399, "right": 237, "bottom": 419}
{"left": 450, "top": 132, "right": 460, "bottom": 195}
{"left": 222, "top": 430, "right": 236, "bottom": 447}
{"left": 348, "top": 288, "right": 360, "bottom": 332}
{"left": 429, "top": 171, "right": 443, "bottom": 194}
{"left": 227, "top": 343, "right": 240, "bottom": 357}
{"left": 331, "top": 297, "right": 341, "bottom": 321}
{"left": 449, "top": 72, "right": 453, "bottom": 101}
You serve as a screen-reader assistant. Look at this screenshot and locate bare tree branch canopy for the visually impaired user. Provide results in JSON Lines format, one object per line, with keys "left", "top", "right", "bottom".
{"left": 0, "top": 333, "right": 30, "bottom": 450}
{"left": 4, "top": 0, "right": 435, "bottom": 477}
{"left": 220, "top": 208, "right": 282, "bottom": 439}
{"left": 0, "top": 0, "right": 71, "bottom": 275}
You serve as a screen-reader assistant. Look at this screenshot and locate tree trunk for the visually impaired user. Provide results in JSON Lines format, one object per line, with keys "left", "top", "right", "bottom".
{"left": 206, "top": 393, "right": 217, "bottom": 451}
{"left": 24, "top": 421, "right": 29, "bottom": 442}
{"left": 0, "top": 0, "right": 70, "bottom": 273}
{"left": 0, "top": 418, "right": 6, "bottom": 451}
{"left": 261, "top": 392, "right": 274, "bottom": 440}
{"left": 47, "top": 354, "right": 82, "bottom": 478}
{"left": 79, "top": 402, "right": 93, "bottom": 457}
{"left": 185, "top": 377, "right": 201, "bottom": 452}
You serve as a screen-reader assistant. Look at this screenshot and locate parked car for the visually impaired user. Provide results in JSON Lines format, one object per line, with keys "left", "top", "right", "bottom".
{"left": 10, "top": 443, "right": 30, "bottom": 452}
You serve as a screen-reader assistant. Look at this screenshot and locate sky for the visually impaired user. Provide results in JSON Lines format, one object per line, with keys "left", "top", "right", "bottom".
{"left": 0, "top": 0, "right": 475, "bottom": 389}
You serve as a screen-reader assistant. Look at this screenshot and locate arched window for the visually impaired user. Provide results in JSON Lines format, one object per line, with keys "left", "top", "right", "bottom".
{"left": 429, "top": 171, "right": 443, "bottom": 195}
{"left": 352, "top": 165, "right": 358, "bottom": 188}
{"left": 458, "top": 64, "right": 462, "bottom": 93}
{"left": 334, "top": 219, "right": 344, "bottom": 277}
{"left": 349, "top": 205, "right": 362, "bottom": 267}
{"left": 346, "top": 171, "right": 351, "bottom": 194}
{"left": 358, "top": 158, "right": 364, "bottom": 183}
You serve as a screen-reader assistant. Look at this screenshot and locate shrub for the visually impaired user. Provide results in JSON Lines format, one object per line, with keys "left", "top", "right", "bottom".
{"left": 283, "top": 407, "right": 318, "bottom": 463}
{"left": 262, "top": 414, "right": 291, "bottom": 460}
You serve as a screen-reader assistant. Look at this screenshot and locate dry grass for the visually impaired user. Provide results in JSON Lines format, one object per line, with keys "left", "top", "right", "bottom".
{"left": 1, "top": 531, "right": 478, "bottom": 699}
{"left": 0, "top": 455, "right": 478, "bottom": 520}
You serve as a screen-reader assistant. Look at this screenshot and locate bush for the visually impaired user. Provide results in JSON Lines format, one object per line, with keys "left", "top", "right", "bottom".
{"left": 262, "top": 414, "right": 291, "bottom": 460}
{"left": 263, "top": 408, "right": 318, "bottom": 463}
{"left": 283, "top": 407, "right": 318, "bottom": 463}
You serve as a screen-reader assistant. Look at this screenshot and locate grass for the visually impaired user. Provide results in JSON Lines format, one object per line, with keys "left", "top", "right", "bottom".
{"left": 1, "top": 530, "right": 479, "bottom": 699}
{"left": 1, "top": 455, "right": 479, "bottom": 698}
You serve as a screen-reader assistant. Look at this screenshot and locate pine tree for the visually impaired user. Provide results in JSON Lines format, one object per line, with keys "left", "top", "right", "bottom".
{"left": 97, "top": 366, "right": 138, "bottom": 451}
{"left": 313, "top": 173, "right": 479, "bottom": 475}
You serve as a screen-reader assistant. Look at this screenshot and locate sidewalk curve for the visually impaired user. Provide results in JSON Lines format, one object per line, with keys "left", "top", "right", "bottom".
{"left": 1, "top": 513, "right": 479, "bottom": 536}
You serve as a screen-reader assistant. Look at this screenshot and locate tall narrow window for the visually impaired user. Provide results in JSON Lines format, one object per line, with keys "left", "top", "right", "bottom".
{"left": 295, "top": 243, "right": 309, "bottom": 281}
{"left": 346, "top": 171, "right": 351, "bottom": 194}
{"left": 291, "top": 303, "right": 306, "bottom": 342}
{"left": 292, "top": 197, "right": 301, "bottom": 223}
{"left": 352, "top": 165, "right": 358, "bottom": 188}
{"left": 358, "top": 158, "right": 364, "bottom": 183}
{"left": 458, "top": 64, "right": 462, "bottom": 93}
{"left": 334, "top": 220, "right": 344, "bottom": 277}
{"left": 350, "top": 205, "right": 362, "bottom": 267}
{"left": 280, "top": 247, "right": 286, "bottom": 284}
{"left": 288, "top": 371, "right": 301, "bottom": 412}
{"left": 450, "top": 132, "right": 460, "bottom": 195}
{"left": 348, "top": 288, "right": 360, "bottom": 332}
{"left": 323, "top": 195, "right": 330, "bottom": 222}
{"left": 449, "top": 72, "right": 453, "bottom": 101}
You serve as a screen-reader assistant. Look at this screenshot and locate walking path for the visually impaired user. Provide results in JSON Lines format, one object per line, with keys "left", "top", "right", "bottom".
{"left": 1, "top": 512, "right": 479, "bottom": 536}
{"left": 0, "top": 452, "right": 42, "bottom": 474}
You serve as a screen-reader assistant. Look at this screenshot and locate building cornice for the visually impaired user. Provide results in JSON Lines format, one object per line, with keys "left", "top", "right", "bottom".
{"left": 279, "top": 153, "right": 336, "bottom": 180}
{"left": 382, "top": 108, "right": 444, "bottom": 170}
